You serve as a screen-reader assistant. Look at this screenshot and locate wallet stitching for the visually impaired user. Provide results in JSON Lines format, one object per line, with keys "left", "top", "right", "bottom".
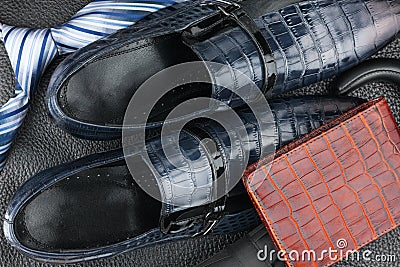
{"left": 245, "top": 175, "right": 295, "bottom": 267}
{"left": 244, "top": 99, "right": 400, "bottom": 267}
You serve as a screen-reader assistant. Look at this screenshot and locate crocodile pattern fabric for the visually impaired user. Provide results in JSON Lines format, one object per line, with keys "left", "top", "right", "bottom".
{"left": 258, "top": 0, "right": 400, "bottom": 95}
{"left": 243, "top": 97, "right": 400, "bottom": 267}
{"left": 190, "top": 26, "right": 266, "bottom": 106}
{"left": 154, "top": 96, "right": 364, "bottom": 221}
{"left": 194, "top": 96, "right": 365, "bottom": 166}
{"left": 47, "top": 0, "right": 400, "bottom": 138}
{"left": 189, "top": 0, "right": 400, "bottom": 97}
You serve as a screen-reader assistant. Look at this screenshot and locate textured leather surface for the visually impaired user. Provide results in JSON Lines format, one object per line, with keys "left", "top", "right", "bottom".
{"left": 8, "top": 150, "right": 256, "bottom": 258}
{"left": 47, "top": 0, "right": 400, "bottom": 138}
{"left": 190, "top": 26, "right": 266, "bottom": 105}
{"left": 189, "top": 0, "right": 400, "bottom": 96}
{"left": 4, "top": 95, "right": 362, "bottom": 263}
{"left": 259, "top": 0, "right": 400, "bottom": 95}
{"left": 199, "top": 57, "right": 400, "bottom": 267}
{"left": 157, "top": 96, "right": 364, "bottom": 220}
{"left": 243, "top": 98, "right": 400, "bottom": 267}
{"left": 0, "top": 1, "right": 399, "bottom": 267}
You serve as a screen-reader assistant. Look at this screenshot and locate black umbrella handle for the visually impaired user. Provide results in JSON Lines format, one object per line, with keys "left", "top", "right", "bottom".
{"left": 332, "top": 58, "right": 400, "bottom": 95}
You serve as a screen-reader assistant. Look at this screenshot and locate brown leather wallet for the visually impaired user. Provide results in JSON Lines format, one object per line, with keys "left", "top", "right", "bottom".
{"left": 243, "top": 97, "right": 400, "bottom": 267}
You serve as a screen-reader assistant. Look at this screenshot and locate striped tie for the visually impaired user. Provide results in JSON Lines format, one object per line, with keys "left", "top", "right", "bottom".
{"left": 0, "top": 0, "right": 181, "bottom": 170}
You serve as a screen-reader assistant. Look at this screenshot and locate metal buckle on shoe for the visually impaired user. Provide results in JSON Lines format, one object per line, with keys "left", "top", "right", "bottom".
{"left": 181, "top": 0, "right": 241, "bottom": 42}
{"left": 193, "top": 202, "right": 226, "bottom": 237}
{"left": 201, "top": 0, "right": 244, "bottom": 25}
{"left": 200, "top": 0, "right": 241, "bottom": 13}
{"left": 185, "top": 0, "right": 276, "bottom": 94}
{"left": 162, "top": 217, "right": 196, "bottom": 234}
{"left": 160, "top": 197, "right": 226, "bottom": 236}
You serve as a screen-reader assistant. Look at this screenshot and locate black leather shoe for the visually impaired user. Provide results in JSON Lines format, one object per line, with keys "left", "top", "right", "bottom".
{"left": 5, "top": 96, "right": 364, "bottom": 263}
{"left": 46, "top": 0, "right": 399, "bottom": 139}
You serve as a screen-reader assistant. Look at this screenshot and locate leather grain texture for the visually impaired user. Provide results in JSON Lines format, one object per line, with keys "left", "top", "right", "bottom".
{"left": 259, "top": 0, "right": 400, "bottom": 95}
{"left": 192, "top": 0, "right": 400, "bottom": 96}
{"left": 47, "top": 0, "right": 400, "bottom": 139}
{"left": 0, "top": 0, "right": 399, "bottom": 266}
{"left": 243, "top": 97, "right": 400, "bottom": 267}
{"left": 158, "top": 96, "right": 364, "bottom": 221}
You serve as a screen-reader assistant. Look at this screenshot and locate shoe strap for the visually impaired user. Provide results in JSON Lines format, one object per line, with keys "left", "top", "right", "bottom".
{"left": 156, "top": 95, "right": 366, "bottom": 236}
{"left": 182, "top": 0, "right": 277, "bottom": 106}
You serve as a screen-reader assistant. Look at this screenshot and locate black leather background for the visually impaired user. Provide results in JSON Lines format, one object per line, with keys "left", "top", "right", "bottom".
{"left": 0, "top": 1, "right": 399, "bottom": 266}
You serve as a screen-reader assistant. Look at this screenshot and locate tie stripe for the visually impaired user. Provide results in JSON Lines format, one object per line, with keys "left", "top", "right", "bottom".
{"left": 0, "top": 26, "right": 57, "bottom": 170}
{"left": 0, "top": 0, "right": 181, "bottom": 170}
{"left": 52, "top": 0, "right": 183, "bottom": 54}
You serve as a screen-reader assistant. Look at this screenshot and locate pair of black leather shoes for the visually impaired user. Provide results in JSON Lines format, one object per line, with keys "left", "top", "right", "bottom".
{"left": 5, "top": 95, "right": 364, "bottom": 263}
{"left": 4, "top": 0, "right": 400, "bottom": 264}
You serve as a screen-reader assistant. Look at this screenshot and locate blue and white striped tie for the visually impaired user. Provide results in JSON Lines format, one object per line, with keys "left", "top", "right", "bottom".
{"left": 0, "top": 0, "right": 181, "bottom": 170}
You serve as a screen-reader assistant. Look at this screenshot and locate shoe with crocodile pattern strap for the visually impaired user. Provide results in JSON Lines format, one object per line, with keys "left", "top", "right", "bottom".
{"left": 198, "top": 57, "right": 400, "bottom": 267}
{"left": 46, "top": 0, "right": 400, "bottom": 140}
{"left": 4, "top": 96, "right": 363, "bottom": 263}
{"left": 243, "top": 97, "right": 400, "bottom": 267}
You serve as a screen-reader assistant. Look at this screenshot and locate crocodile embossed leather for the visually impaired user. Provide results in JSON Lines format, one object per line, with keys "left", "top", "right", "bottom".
{"left": 259, "top": 0, "right": 400, "bottom": 95}
{"left": 47, "top": 0, "right": 400, "bottom": 140}
{"left": 243, "top": 97, "right": 400, "bottom": 267}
